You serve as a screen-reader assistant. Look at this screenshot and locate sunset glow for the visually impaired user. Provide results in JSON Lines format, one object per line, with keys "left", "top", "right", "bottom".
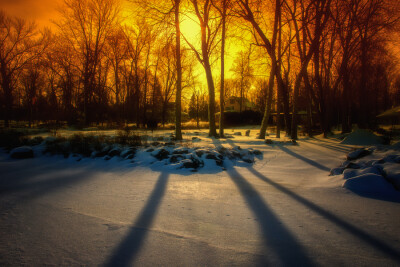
{"left": 0, "top": 0, "right": 398, "bottom": 137}
{"left": 1, "top": 1, "right": 400, "bottom": 265}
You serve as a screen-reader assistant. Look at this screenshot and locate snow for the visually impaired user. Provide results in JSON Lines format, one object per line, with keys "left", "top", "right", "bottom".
{"left": 343, "top": 173, "right": 396, "bottom": 194}
{"left": 340, "top": 129, "right": 385, "bottom": 145}
{"left": 1, "top": 129, "right": 400, "bottom": 265}
{"left": 330, "top": 142, "right": 400, "bottom": 200}
{"left": 346, "top": 147, "right": 372, "bottom": 160}
{"left": 9, "top": 146, "right": 34, "bottom": 159}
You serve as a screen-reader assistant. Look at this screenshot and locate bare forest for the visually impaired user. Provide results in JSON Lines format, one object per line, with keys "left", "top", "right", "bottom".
{"left": 1, "top": 0, "right": 400, "bottom": 140}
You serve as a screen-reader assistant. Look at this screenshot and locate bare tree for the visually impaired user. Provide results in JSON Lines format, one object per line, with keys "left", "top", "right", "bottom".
{"left": 230, "top": 48, "right": 254, "bottom": 112}
{"left": 106, "top": 26, "right": 128, "bottom": 122}
{"left": 130, "top": 0, "right": 184, "bottom": 139}
{"left": 234, "top": 0, "right": 286, "bottom": 139}
{"left": 185, "top": 0, "right": 221, "bottom": 137}
{"left": 283, "top": 0, "right": 332, "bottom": 139}
{"left": 212, "top": 0, "right": 231, "bottom": 137}
{"left": 55, "top": 0, "right": 120, "bottom": 125}
{"left": 174, "top": 0, "right": 183, "bottom": 139}
{"left": 0, "top": 11, "right": 46, "bottom": 127}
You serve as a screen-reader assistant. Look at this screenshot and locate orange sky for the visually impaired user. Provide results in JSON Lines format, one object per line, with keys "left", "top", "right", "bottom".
{"left": 0, "top": 0, "right": 61, "bottom": 27}
{"left": 0, "top": 0, "right": 250, "bottom": 87}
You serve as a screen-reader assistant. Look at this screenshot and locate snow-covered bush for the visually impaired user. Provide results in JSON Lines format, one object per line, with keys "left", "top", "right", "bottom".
{"left": 10, "top": 146, "right": 34, "bottom": 159}
{"left": 43, "top": 136, "right": 70, "bottom": 157}
{"left": 148, "top": 145, "right": 262, "bottom": 171}
{"left": 340, "top": 129, "right": 385, "bottom": 146}
{"left": 69, "top": 133, "right": 95, "bottom": 157}
{"left": 330, "top": 144, "right": 400, "bottom": 195}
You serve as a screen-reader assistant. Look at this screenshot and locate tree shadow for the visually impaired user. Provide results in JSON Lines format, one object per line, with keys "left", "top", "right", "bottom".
{"left": 342, "top": 184, "right": 400, "bottom": 203}
{"left": 224, "top": 137, "right": 238, "bottom": 148}
{"left": 301, "top": 139, "right": 350, "bottom": 153}
{"left": 225, "top": 166, "right": 315, "bottom": 266}
{"left": 105, "top": 171, "right": 169, "bottom": 266}
{"left": 247, "top": 166, "right": 400, "bottom": 262}
{"left": 278, "top": 145, "right": 331, "bottom": 172}
{"left": 0, "top": 168, "right": 90, "bottom": 195}
{"left": 0, "top": 159, "right": 102, "bottom": 212}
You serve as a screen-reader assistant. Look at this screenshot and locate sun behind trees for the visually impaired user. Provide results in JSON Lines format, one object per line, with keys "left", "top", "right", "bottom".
{"left": 0, "top": 0, "right": 400, "bottom": 140}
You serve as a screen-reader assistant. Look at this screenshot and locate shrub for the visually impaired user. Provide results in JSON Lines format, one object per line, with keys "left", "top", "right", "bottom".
{"left": 43, "top": 136, "right": 69, "bottom": 157}
{"left": 115, "top": 127, "right": 141, "bottom": 146}
{"left": 69, "top": 133, "right": 94, "bottom": 157}
{"left": 0, "top": 129, "right": 27, "bottom": 151}
{"left": 28, "top": 136, "right": 44, "bottom": 146}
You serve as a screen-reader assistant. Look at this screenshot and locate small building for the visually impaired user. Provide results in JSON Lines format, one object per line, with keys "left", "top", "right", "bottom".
{"left": 224, "top": 96, "right": 255, "bottom": 112}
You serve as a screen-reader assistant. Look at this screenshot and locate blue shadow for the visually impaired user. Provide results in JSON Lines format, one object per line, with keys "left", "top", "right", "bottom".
{"left": 278, "top": 145, "right": 331, "bottom": 171}
{"left": 247, "top": 167, "right": 400, "bottom": 262}
{"left": 301, "top": 139, "right": 350, "bottom": 153}
{"left": 105, "top": 172, "right": 169, "bottom": 266}
{"left": 226, "top": 166, "right": 315, "bottom": 266}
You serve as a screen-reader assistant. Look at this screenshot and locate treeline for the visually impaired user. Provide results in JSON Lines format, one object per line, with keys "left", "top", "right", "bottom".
{"left": 0, "top": 0, "right": 196, "bottom": 130}
{"left": 0, "top": 0, "right": 400, "bottom": 140}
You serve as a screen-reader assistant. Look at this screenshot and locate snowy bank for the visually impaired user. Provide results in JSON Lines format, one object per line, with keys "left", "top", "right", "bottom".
{"left": 330, "top": 145, "right": 400, "bottom": 199}
{"left": 9, "top": 146, "right": 34, "bottom": 159}
{"left": 5, "top": 134, "right": 262, "bottom": 173}
{"left": 340, "top": 129, "right": 385, "bottom": 146}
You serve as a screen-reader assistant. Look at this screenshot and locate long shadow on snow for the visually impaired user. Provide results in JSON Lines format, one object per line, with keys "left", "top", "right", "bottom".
{"left": 278, "top": 145, "right": 330, "bottom": 172}
{"left": 0, "top": 156, "right": 133, "bottom": 197}
{"left": 225, "top": 166, "right": 315, "bottom": 266}
{"left": 247, "top": 166, "right": 400, "bottom": 262}
{"left": 105, "top": 171, "right": 169, "bottom": 266}
{"left": 0, "top": 160, "right": 102, "bottom": 212}
{"left": 301, "top": 139, "right": 350, "bottom": 153}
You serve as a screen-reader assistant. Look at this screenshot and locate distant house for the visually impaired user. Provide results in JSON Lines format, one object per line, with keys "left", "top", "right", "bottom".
{"left": 224, "top": 96, "right": 255, "bottom": 112}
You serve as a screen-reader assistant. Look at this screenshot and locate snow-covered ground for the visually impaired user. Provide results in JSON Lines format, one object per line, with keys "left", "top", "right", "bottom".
{"left": 1, "top": 129, "right": 400, "bottom": 266}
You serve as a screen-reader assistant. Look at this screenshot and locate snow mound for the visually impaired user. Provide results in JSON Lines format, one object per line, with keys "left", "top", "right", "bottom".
{"left": 382, "top": 163, "right": 400, "bottom": 190}
{"left": 340, "top": 129, "right": 384, "bottom": 146}
{"left": 392, "top": 141, "right": 400, "bottom": 150}
{"left": 331, "top": 143, "right": 400, "bottom": 198}
{"left": 343, "top": 174, "right": 395, "bottom": 194}
{"left": 10, "top": 146, "right": 34, "bottom": 159}
{"left": 343, "top": 166, "right": 383, "bottom": 179}
{"left": 145, "top": 145, "right": 261, "bottom": 171}
{"left": 346, "top": 148, "right": 372, "bottom": 160}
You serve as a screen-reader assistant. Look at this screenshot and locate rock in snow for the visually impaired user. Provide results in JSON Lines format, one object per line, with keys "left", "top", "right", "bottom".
{"left": 10, "top": 146, "right": 34, "bottom": 159}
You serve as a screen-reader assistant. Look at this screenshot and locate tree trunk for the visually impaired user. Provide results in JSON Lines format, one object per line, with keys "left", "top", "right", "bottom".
{"left": 258, "top": 0, "right": 280, "bottom": 139}
{"left": 204, "top": 59, "right": 217, "bottom": 137}
{"left": 1, "top": 73, "right": 12, "bottom": 128}
{"left": 174, "top": 0, "right": 183, "bottom": 140}
{"left": 196, "top": 94, "right": 200, "bottom": 129}
{"left": 281, "top": 73, "right": 291, "bottom": 135}
{"left": 276, "top": 4, "right": 282, "bottom": 139}
{"left": 358, "top": 37, "right": 368, "bottom": 129}
{"left": 303, "top": 74, "right": 313, "bottom": 137}
{"left": 341, "top": 70, "right": 351, "bottom": 133}
{"left": 219, "top": 0, "right": 226, "bottom": 138}
{"left": 258, "top": 61, "right": 275, "bottom": 139}
{"left": 276, "top": 82, "right": 281, "bottom": 138}
{"left": 290, "top": 63, "right": 309, "bottom": 140}
{"left": 199, "top": 15, "right": 217, "bottom": 137}
{"left": 162, "top": 101, "right": 167, "bottom": 126}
